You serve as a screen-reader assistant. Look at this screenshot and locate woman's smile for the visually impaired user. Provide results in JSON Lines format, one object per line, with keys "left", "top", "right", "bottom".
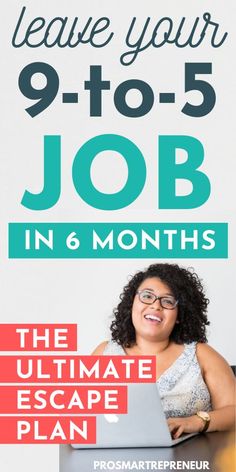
{"left": 144, "top": 312, "right": 163, "bottom": 323}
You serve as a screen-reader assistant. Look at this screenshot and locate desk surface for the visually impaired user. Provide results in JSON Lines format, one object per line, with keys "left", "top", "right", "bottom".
{"left": 60, "top": 432, "right": 230, "bottom": 472}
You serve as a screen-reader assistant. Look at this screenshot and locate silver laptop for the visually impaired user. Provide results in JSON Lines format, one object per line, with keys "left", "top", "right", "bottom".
{"left": 71, "top": 383, "right": 197, "bottom": 448}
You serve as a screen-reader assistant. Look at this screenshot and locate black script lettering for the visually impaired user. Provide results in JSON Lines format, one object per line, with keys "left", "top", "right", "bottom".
{"left": 12, "top": 7, "right": 114, "bottom": 49}
{"left": 203, "top": 13, "right": 228, "bottom": 47}
{"left": 120, "top": 13, "right": 228, "bottom": 66}
{"left": 44, "top": 17, "right": 71, "bottom": 48}
{"left": 166, "top": 17, "right": 205, "bottom": 48}
{"left": 121, "top": 17, "right": 152, "bottom": 66}
{"left": 12, "top": 7, "right": 46, "bottom": 48}
{"left": 89, "top": 18, "right": 114, "bottom": 47}
{"left": 152, "top": 17, "right": 173, "bottom": 47}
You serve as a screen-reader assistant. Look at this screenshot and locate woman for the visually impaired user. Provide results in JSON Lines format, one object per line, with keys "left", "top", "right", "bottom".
{"left": 92, "top": 263, "right": 235, "bottom": 438}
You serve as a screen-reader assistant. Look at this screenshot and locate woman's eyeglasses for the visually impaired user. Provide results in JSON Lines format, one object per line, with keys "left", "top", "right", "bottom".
{"left": 137, "top": 290, "right": 178, "bottom": 310}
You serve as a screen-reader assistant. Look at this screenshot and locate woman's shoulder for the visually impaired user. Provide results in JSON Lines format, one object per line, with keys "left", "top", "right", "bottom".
{"left": 196, "top": 342, "right": 225, "bottom": 359}
{"left": 91, "top": 340, "right": 125, "bottom": 355}
{"left": 196, "top": 342, "right": 232, "bottom": 373}
{"left": 91, "top": 341, "right": 109, "bottom": 355}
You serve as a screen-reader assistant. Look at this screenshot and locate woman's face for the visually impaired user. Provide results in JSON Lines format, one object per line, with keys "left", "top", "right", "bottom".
{"left": 131, "top": 277, "right": 178, "bottom": 342}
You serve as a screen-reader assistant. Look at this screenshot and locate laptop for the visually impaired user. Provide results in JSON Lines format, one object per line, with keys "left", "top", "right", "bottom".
{"left": 71, "top": 383, "right": 197, "bottom": 448}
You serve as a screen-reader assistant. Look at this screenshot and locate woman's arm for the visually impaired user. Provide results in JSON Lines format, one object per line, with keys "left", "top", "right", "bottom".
{"left": 196, "top": 343, "right": 235, "bottom": 431}
{"left": 167, "top": 343, "right": 236, "bottom": 438}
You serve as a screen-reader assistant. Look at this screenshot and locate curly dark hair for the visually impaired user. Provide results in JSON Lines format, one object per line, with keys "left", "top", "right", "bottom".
{"left": 110, "top": 263, "right": 210, "bottom": 347}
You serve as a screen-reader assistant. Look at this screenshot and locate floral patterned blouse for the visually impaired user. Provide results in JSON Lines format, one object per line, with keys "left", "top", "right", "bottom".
{"left": 103, "top": 341, "right": 212, "bottom": 418}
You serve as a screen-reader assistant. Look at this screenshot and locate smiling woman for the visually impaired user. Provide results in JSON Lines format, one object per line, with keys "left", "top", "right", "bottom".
{"left": 92, "top": 263, "right": 236, "bottom": 438}
{"left": 131, "top": 278, "right": 179, "bottom": 345}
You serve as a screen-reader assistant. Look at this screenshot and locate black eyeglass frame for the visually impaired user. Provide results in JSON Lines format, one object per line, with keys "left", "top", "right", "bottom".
{"left": 136, "top": 290, "right": 178, "bottom": 310}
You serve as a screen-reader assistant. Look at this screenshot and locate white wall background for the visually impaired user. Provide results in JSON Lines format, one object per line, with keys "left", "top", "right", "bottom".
{"left": 0, "top": 1, "right": 235, "bottom": 471}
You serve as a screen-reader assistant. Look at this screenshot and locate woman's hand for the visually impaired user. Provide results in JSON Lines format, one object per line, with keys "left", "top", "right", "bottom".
{"left": 167, "top": 415, "right": 204, "bottom": 439}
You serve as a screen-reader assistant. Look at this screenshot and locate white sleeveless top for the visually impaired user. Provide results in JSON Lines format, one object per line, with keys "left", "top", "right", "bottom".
{"left": 103, "top": 341, "right": 211, "bottom": 418}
